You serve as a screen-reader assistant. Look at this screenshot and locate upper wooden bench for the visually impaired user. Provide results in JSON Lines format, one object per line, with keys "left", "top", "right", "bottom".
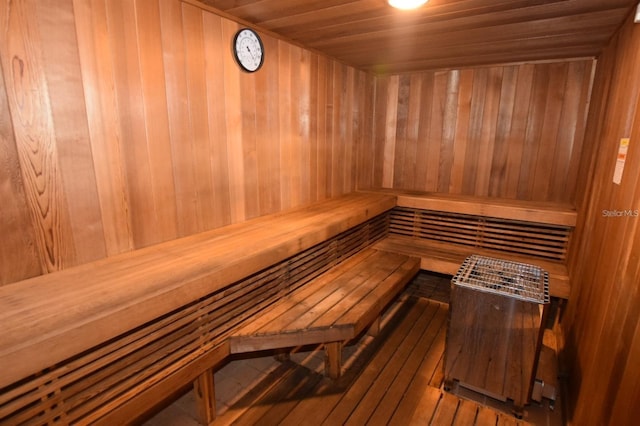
{"left": 0, "top": 192, "right": 396, "bottom": 425}
{"left": 371, "top": 190, "right": 576, "bottom": 299}
{"left": 229, "top": 248, "right": 420, "bottom": 378}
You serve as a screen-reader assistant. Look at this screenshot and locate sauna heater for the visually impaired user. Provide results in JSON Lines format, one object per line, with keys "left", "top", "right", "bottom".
{"left": 444, "top": 255, "right": 549, "bottom": 415}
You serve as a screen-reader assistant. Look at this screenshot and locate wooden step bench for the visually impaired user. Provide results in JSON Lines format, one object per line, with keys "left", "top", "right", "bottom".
{"left": 229, "top": 248, "right": 420, "bottom": 379}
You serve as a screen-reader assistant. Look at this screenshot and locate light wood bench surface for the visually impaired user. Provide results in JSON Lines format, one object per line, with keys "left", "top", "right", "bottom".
{"left": 0, "top": 192, "right": 395, "bottom": 425}
{"left": 229, "top": 248, "right": 420, "bottom": 378}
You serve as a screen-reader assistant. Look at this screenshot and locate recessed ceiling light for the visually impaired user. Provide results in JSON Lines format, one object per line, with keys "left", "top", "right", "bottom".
{"left": 388, "top": 0, "right": 429, "bottom": 10}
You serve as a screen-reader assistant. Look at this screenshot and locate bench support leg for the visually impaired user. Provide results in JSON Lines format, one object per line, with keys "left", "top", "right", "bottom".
{"left": 325, "top": 342, "right": 343, "bottom": 379}
{"left": 194, "top": 369, "right": 216, "bottom": 425}
{"left": 367, "top": 317, "right": 381, "bottom": 337}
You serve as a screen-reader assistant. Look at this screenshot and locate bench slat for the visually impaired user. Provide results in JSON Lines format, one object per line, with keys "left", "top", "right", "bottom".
{"left": 389, "top": 207, "right": 572, "bottom": 262}
{"left": 287, "top": 252, "right": 409, "bottom": 332}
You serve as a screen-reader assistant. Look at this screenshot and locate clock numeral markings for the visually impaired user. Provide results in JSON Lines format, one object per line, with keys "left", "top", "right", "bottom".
{"left": 235, "top": 30, "right": 263, "bottom": 72}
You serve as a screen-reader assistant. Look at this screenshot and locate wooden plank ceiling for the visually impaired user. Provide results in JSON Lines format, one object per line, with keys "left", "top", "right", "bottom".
{"left": 200, "top": 0, "right": 637, "bottom": 74}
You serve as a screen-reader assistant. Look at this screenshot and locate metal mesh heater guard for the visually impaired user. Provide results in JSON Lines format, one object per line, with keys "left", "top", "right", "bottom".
{"left": 452, "top": 255, "right": 550, "bottom": 304}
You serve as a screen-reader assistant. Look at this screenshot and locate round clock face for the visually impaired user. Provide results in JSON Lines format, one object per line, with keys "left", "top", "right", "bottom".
{"left": 233, "top": 28, "right": 264, "bottom": 73}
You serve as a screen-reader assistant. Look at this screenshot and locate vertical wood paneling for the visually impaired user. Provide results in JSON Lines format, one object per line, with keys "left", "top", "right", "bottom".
{"left": 299, "top": 49, "right": 312, "bottom": 205}
{"left": 159, "top": 0, "right": 200, "bottom": 236}
{"left": 488, "top": 66, "right": 517, "bottom": 198}
{"left": 201, "top": 9, "right": 232, "bottom": 228}
{"left": 288, "top": 44, "right": 302, "bottom": 207}
{"left": 106, "top": 0, "right": 160, "bottom": 248}
{"left": 135, "top": 0, "right": 179, "bottom": 242}
{"left": 35, "top": 0, "right": 106, "bottom": 264}
{"left": 0, "top": 66, "right": 42, "bottom": 285}
{"left": 425, "top": 71, "right": 447, "bottom": 192}
{"left": 449, "top": 69, "right": 473, "bottom": 194}
{"left": 382, "top": 76, "right": 399, "bottom": 188}
{"left": 73, "top": 0, "right": 134, "bottom": 256}
{"left": 370, "top": 60, "right": 595, "bottom": 203}
{"left": 316, "top": 55, "right": 328, "bottom": 200}
{"left": 439, "top": 70, "right": 460, "bottom": 193}
{"left": 0, "top": 0, "right": 368, "bottom": 286}
{"left": 504, "top": 65, "right": 534, "bottom": 199}
{"left": 254, "top": 31, "right": 281, "bottom": 216}
{"left": 0, "top": 0, "right": 77, "bottom": 272}
{"left": 563, "top": 10, "right": 640, "bottom": 426}
{"left": 330, "top": 62, "right": 343, "bottom": 197}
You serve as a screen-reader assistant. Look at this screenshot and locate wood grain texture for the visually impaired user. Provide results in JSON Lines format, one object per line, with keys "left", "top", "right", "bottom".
{"left": 0, "top": 0, "right": 369, "bottom": 286}
{"left": 366, "top": 60, "right": 595, "bottom": 204}
{"left": 562, "top": 10, "right": 640, "bottom": 426}
{"left": 202, "top": 0, "right": 635, "bottom": 74}
{"left": 73, "top": 0, "right": 134, "bottom": 256}
{"left": 35, "top": 0, "right": 106, "bottom": 265}
{"left": 0, "top": 192, "right": 395, "bottom": 390}
{"left": 0, "top": 0, "right": 78, "bottom": 273}
{"left": 0, "top": 58, "right": 42, "bottom": 285}
{"left": 229, "top": 249, "right": 419, "bottom": 353}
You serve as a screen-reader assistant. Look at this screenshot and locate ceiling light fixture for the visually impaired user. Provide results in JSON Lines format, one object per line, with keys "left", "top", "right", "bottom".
{"left": 388, "top": 0, "right": 429, "bottom": 10}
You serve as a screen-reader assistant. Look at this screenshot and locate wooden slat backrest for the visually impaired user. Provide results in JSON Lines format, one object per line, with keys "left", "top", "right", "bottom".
{"left": 389, "top": 207, "right": 572, "bottom": 262}
{"left": 0, "top": 211, "right": 390, "bottom": 424}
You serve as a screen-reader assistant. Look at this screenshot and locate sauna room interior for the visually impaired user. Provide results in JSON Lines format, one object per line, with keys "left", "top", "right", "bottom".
{"left": 1, "top": 0, "right": 640, "bottom": 425}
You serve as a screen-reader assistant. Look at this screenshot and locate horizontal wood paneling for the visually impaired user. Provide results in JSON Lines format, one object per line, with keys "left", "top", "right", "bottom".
{"left": 563, "top": 10, "right": 640, "bottom": 426}
{"left": 0, "top": 0, "right": 370, "bottom": 285}
{"left": 363, "top": 60, "right": 595, "bottom": 204}
{"left": 202, "top": 0, "right": 635, "bottom": 73}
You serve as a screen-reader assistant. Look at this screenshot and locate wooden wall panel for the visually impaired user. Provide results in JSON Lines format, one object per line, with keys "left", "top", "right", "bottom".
{"left": 36, "top": 0, "right": 106, "bottom": 265}
{"left": 365, "top": 60, "right": 596, "bottom": 204}
{"left": 0, "top": 0, "right": 82, "bottom": 273}
{"left": 72, "top": 0, "right": 134, "bottom": 256}
{"left": 0, "top": 60, "right": 42, "bottom": 286}
{"left": 0, "top": 0, "right": 371, "bottom": 286}
{"left": 563, "top": 10, "right": 640, "bottom": 426}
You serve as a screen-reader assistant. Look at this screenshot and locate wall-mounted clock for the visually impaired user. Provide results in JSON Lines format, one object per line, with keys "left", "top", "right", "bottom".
{"left": 233, "top": 28, "right": 264, "bottom": 73}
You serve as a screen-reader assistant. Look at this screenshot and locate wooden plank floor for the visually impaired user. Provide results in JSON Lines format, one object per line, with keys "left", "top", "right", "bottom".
{"left": 212, "top": 295, "right": 530, "bottom": 426}
{"left": 145, "top": 272, "right": 562, "bottom": 426}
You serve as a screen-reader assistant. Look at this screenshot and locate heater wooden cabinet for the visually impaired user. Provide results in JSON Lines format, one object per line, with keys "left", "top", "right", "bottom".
{"left": 444, "top": 255, "right": 549, "bottom": 417}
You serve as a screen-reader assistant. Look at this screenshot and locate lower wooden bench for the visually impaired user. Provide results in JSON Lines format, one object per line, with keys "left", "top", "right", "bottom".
{"left": 228, "top": 248, "right": 420, "bottom": 379}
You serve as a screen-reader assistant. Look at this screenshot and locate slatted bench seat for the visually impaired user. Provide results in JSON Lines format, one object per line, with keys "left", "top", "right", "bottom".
{"left": 0, "top": 192, "right": 396, "bottom": 425}
{"left": 229, "top": 248, "right": 420, "bottom": 379}
{"left": 370, "top": 191, "right": 576, "bottom": 299}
